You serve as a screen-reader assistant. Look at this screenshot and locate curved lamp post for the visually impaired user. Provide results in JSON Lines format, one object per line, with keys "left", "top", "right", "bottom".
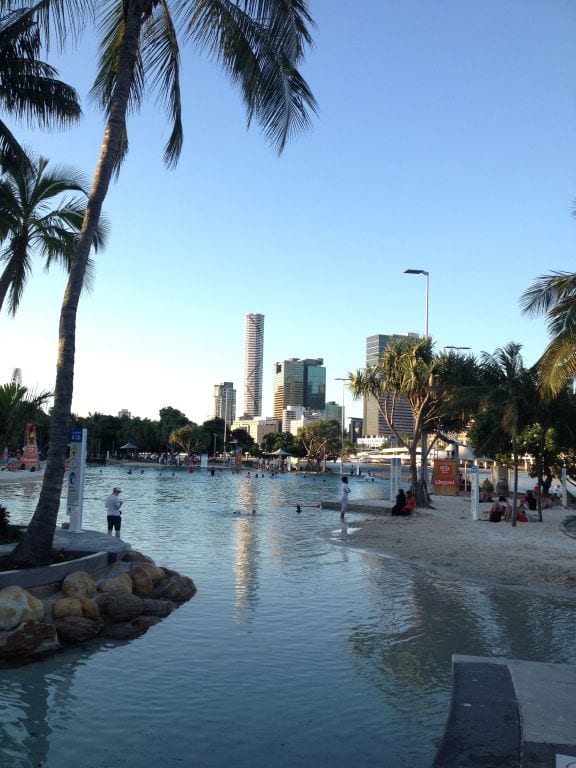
{"left": 404, "top": 269, "right": 429, "bottom": 338}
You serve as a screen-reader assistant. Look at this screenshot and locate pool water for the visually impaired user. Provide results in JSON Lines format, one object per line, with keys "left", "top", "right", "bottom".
{"left": 0, "top": 467, "right": 574, "bottom": 768}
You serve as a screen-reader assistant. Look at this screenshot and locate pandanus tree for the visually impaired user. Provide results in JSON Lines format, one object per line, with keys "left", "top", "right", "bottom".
{"left": 0, "top": 154, "right": 108, "bottom": 315}
{"left": 349, "top": 338, "right": 478, "bottom": 506}
{"left": 0, "top": 4, "right": 81, "bottom": 172}
{"left": 10, "top": 0, "right": 317, "bottom": 566}
{"left": 0, "top": 382, "right": 51, "bottom": 454}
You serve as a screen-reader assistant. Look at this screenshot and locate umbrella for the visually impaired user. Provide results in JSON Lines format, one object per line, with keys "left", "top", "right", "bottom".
{"left": 119, "top": 442, "right": 137, "bottom": 450}
{"left": 269, "top": 448, "right": 292, "bottom": 456}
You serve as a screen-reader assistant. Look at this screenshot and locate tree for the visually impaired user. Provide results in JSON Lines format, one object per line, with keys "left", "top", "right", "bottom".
{"left": 0, "top": 154, "right": 108, "bottom": 314}
{"left": 12, "top": 0, "right": 316, "bottom": 567}
{"left": 520, "top": 271, "right": 576, "bottom": 395}
{"left": 170, "top": 423, "right": 210, "bottom": 457}
{"left": 476, "top": 343, "right": 533, "bottom": 526}
{"left": 297, "top": 420, "right": 341, "bottom": 472}
{"left": 0, "top": 4, "right": 81, "bottom": 173}
{"left": 350, "top": 338, "right": 477, "bottom": 505}
{"left": 0, "top": 382, "right": 50, "bottom": 454}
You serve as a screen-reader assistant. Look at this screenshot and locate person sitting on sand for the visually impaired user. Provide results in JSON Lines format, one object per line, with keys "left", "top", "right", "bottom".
{"left": 391, "top": 488, "right": 407, "bottom": 516}
{"left": 402, "top": 491, "right": 416, "bottom": 516}
{"left": 489, "top": 496, "right": 511, "bottom": 522}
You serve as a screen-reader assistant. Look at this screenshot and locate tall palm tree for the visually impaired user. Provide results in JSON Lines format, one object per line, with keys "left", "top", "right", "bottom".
{"left": 520, "top": 271, "right": 576, "bottom": 396}
{"left": 0, "top": 4, "right": 81, "bottom": 172}
{"left": 478, "top": 342, "right": 531, "bottom": 526}
{"left": 11, "top": 0, "right": 317, "bottom": 567}
{"left": 0, "top": 154, "right": 108, "bottom": 314}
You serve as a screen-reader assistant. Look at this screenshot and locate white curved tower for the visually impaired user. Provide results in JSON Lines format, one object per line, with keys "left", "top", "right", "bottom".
{"left": 243, "top": 313, "right": 264, "bottom": 418}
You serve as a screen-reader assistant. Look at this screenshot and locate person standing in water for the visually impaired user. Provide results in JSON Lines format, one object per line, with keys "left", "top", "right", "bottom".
{"left": 340, "top": 476, "right": 350, "bottom": 519}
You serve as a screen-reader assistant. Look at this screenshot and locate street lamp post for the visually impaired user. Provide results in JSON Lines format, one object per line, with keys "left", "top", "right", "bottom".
{"left": 335, "top": 377, "right": 347, "bottom": 475}
{"left": 404, "top": 269, "right": 429, "bottom": 338}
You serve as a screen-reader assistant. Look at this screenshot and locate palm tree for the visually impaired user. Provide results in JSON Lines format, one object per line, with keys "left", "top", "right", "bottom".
{"left": 11, "top": 0, "right": 317, "bottom": 567}
{"left": 0, "top": 4, "right": 81, "bottom": 172}
{"left": 0, "top": 154, "right": 108, "bottom": 314}
{"left": 0, "top": 382, "right": 51, "bottom": 454}
{"left": 477, "top": 342, "right": 532, "bottom": 526}
{"left": 520, "top": 271, "right": 576, "bottom": 395}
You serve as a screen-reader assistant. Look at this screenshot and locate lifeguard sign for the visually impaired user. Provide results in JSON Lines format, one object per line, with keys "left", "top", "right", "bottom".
{"left": 433, "top": 459, "right": 458, "bottom": 496}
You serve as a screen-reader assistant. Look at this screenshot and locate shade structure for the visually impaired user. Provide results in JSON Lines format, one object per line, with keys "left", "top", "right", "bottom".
{"left": 119, "top": 442, "right": 137, "bottom": 450}
{"left": 268, "top": 448, "right": 292, "bottom": 457}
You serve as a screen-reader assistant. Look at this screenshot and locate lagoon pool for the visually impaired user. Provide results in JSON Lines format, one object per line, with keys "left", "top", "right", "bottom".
{"left": 0, "top": 467, "right": 575, "bottom": 768}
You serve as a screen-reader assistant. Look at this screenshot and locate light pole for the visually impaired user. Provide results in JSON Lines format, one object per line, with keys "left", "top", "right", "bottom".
{"left": 444, "top": 345, "right": 471, "bottom": 353}
{"left": 335, "top": 377, "right": 347, "bottom": 474}
{"left": 404, "top": 269, "right": 429, "bottom": 338}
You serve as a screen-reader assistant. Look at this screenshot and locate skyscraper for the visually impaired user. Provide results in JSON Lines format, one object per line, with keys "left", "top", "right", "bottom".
{"left": 244, "top": 313, "right": 264, "bottom": 418}
{"left": 363, "top": 334, "right": 415, "bottom": 437}
{"left": 273, "top": 358, "right": 326, "bottom": 420}
{"left": 214, "top": 382, "right": 236, "bottom": 424}
{"left": 11, "top": 368, "right": 22, "bottom": 387}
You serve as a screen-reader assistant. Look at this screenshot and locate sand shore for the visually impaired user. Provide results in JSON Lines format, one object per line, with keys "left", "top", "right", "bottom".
{"left": 341, "top": 495, "right": 576, "bottom": 595}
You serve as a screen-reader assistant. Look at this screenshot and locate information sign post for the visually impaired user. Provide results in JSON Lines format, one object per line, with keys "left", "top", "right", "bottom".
{"left": 67, "top": 428, "right": 87, "bottom": 533}
{"left": 470, "top": 464, "right": 479, "bottom": 520}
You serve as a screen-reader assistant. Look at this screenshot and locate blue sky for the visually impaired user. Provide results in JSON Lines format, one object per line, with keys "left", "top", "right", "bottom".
{"left": 2, "top": 0, "right": 576, "bottom": 424}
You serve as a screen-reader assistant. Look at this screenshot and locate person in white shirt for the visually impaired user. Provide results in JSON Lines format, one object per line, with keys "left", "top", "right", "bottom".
{"left": 105, "top": 487, "right": 123, "bottom": 537}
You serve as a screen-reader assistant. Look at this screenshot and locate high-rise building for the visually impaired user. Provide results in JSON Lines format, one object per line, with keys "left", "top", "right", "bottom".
{"left": 11, "top": 368, "right": 22, "bottom": 387}
{"left": 118, "top": 409, "right": 131, "bottom": 419}
{"left": 273, "top": 358, "right": 326, "bottom": 420}
{"left": 363, "top": 334, "right": 415, "bottom": 437}
{"left": 243, "top": 313, "right": 264, "bottom": 417}
{"left": 214, "top": 382, "right": 236, "bottom": 424}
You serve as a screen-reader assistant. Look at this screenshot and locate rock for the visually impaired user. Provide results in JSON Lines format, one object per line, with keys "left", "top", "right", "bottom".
{"left": 103, "top": 615, "right": 161, "bottom": 640}
{"left": 129, "top": 566, "right": 154, "bottom": 597}
{"left": 133, "top": 562, "right": 166, "bottom": 585}
{"left": 98, "top": 573, "right": 133, "bottom": 594}
{"left": 53, "top": 598, "right": 83, "bottom": 619}
{"left": 0, "top": 586, "right": 44, "bottom": 626}
{"left": 0, "top": 621, "right": 60, "bottom": 662}
{"left": 80, "top": 597, "right": 100, "bottom": 621}
{"left": 94, "top": 591, "right": 143, "bottom": 623}
{"left": 123, "top": 550, "right": 154, "bottom": 564}
{"left": 140, "top": 598, "right": 175, "bottom": 618}
{"left": 153, "top": 574, "right": 197, "bottom": 603}
{"left": 54, "top": 616, "right": 102, "bottom": 644}
{"left": 62, "top": 571, "right": 97, "bottom": 599}
{"left": 0, "top": 599, "right": 24, "bottom": 631}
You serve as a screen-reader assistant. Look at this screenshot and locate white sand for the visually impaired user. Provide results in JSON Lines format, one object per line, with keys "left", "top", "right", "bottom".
{"left": 342, "top": 495, "right": 576, "bottom": 594}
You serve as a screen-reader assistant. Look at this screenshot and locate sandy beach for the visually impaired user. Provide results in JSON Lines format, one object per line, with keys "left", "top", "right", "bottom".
{"left": 342, "top": 495, "right": 576, "bottom": 595}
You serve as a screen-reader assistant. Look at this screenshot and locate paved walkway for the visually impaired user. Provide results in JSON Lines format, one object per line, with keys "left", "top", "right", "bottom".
{"left": 432, "top": 655, "right": 576, "bottom": 767}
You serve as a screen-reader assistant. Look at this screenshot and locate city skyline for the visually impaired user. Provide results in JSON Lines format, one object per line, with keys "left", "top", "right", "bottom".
{"left": 1, "top": 2, "right": 575, "bottom": 424}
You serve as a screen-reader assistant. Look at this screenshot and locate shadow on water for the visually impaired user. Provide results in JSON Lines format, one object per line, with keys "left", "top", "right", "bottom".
{"left": 0, "top": 466, "right": 575, "bottom": 768}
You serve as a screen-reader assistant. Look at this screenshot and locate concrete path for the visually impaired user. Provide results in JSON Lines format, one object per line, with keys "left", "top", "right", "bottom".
{"left": 432, "top": 655, "right": 576, "bottom": 767}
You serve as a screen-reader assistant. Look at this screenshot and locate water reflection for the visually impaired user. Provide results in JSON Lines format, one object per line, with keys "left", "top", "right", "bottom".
{"left": 234, "top": 479, "right": 261, "bottom": 622}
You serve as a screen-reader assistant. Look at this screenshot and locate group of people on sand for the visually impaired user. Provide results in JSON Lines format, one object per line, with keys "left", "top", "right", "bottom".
{"left": 488, "top": 489, "right": 539, "bottom": 523}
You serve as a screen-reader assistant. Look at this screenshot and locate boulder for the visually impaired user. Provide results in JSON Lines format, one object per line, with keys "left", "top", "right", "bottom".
{"left": 0, "top": 586, "right": 44, "bottom": 629}
{"left": 129, "top": 566, "right": 154, "bottom": 597}
{"left": 62, "top": 571, "right": 97, "bottom": 599}
{"left": 0, "top": 621, "right": 60, "bottom": 662}
{"left": 53, "top": 598, "right": 83, "bottom": 619}
{"left": 103, "top": 615, "right": 161, "bottom": 641}
{"left": 54, "top": 616, "right": 102, "bottom": 645}
{"left": 140, "top": 598, "right": 175, "bottom": 618}
{"left": 0, "top": 599, "right": 24, "bottom": 631}
{"left": 153, "top": 574, "right": 197, "bottom": 603}
{"left": 80, "top": 597, "right": 100, "bottom": 621}
{"left": 94, "top": 591, "right": 143, "bottom": 623}
{"left": 123, "top": 550, "right": 154, "bottom": 564}
{"left": 98, "top": 573, "right": 133, "bottom": 594}
{"left": 132, "top": 562, "right": 166, "bottom": 585}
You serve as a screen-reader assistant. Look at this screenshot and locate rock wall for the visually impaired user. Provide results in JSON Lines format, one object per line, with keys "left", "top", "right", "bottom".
{"left": 0, "top": 550, "right": 196, "bottom": 666}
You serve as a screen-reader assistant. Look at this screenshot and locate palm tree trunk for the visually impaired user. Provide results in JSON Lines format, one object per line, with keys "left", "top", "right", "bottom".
{"left": 10, "top": 6, "right": 144, "bottom": 568}
{"left": 0, "top": 253, "right": 18, "bottom": 314}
